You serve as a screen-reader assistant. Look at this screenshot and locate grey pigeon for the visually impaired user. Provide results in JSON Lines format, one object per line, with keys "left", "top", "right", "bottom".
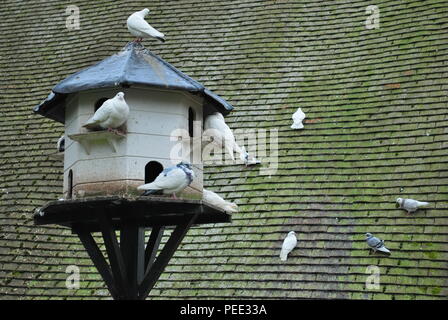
{"left": 396, "top": 198, "right": 429, "bottom": 214}
{"left": 365, "top": 233, "right": 390, "bottom": 255}
{"left": 127, "top": 8, "right": 165, "bottom": 43}
{"left": 83, "top": 92, "right": 129, "bottom": 131}
{"left": 280, "top": 231, "right": 297, "bottom": 261}
{"left": 138, "top": 162, "right": 194, "bottom": 199}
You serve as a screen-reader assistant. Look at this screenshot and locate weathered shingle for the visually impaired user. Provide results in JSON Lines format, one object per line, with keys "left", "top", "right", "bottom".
{"left": 0, "top": 0, "right": 447, "bottom": 300}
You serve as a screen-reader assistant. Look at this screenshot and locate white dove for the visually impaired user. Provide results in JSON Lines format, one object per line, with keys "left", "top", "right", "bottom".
{"left": 204, "top": 112, "right": 244, "bottom": 161}
{"left": 203, "top": 189, "right": 238, "bottom": 213}
{"left": 83, "top": 92, "right": 129, "bottom": 131}
{"left": 138, "top": 162, "right": 194, "bottom": 199}
{"left": 127, "top": 8, "right": 165, "bottom": 43}
{"left": 396, "top": 198, "right": 429, "bottom": 214}
{"left": 280, "top": 231, "right": 297, "bottom": 261}
{"left": 291, "top": 107, "right": 306, "bottom": 129}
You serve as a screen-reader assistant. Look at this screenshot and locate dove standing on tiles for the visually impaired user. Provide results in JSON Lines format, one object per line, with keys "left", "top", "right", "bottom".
{"left": 291, "top": 108, "right": 306, "bottom": 129}
{"left": 138, "top": 162, "right": 194, "bottom": 199}
{"left": 203, "top": 189, "right": 238, "bottom": 213}
{"left": 280, "top": 231, "right": 297, "bottom": 261}
{"left": 57, "top": 135, "right": 65, "bottom": 152}
{"left": 127, "top": 8, "right": 165, "bottom": 43}
{"left": 396, "top": 198, "right": 429, "bottom": 214}
{"left": 204, "top": 112, "right": 245, "bottom": 161}
{"left": 83, "top": 92, "right": 129, "bottom": 132}
{"left": 365, "top": 233, "right": 390, "bottom": 255}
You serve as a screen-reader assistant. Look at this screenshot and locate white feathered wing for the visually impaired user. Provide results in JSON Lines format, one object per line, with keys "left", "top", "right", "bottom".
{"left": 138, "top": 168, "right": 190, "bottom": 194}
{"left": 127, "top": 9, "right": 165, "bottom": 42}
{"left": 280, "top": 232, "right": 297, "bottom": 261}
{"left": 83, "top": 94, "right": 129, "bottom": 130}
{"left": 204, "top": 113, "right": 243, "bottom": 160}
{"left": 203, "top": 189, "right": 238, "bottom": 213}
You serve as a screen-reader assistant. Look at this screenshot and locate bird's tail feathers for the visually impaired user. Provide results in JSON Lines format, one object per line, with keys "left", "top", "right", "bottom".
{"left": 138, "top": 182, "right": 162, "bottom": 195}
{"left": 141, "top": 189, "right": 160, "bottom": 196}
{"left": 239, "top": 146, "right": 248, "bottom": 162}
{"left": 291, "top": 123, "right": 304, "bottom": 129}
{"left": 245, "top": 157, "right": 261, "bottom": 166}
{"left": 83, "top": 118, "right": 99, "bottom": 129}
{"left": 224, "top": 202, "right": 238, "bottom": 213}
{"left": 238, "top": 146, "right": 261, "bottom": 166}
{"left": 418, "top": 201, "right": 429, "bottom": 207}
{"left": 156, "top": 36, "right": 165, "bottom": 43}
{"left": 280, "top": 250, "right": 288, "bottom": 261}
{"left": 378, "top": 246, "right": 391, "bottom": 254}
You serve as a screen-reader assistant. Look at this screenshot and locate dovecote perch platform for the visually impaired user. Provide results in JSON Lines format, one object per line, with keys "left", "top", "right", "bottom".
{"left": 34, "top": 196, "right": 231, "bottom": 300}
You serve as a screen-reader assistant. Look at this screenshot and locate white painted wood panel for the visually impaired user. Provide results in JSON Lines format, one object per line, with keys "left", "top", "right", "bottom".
{"left": 126, "top": 110, "right": 187, "bottom": 136}
{"left": 62, "top": 86, "right": 205, "bottom": 199}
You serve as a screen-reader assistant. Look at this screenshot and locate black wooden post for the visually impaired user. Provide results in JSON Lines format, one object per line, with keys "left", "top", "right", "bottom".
{"left": 120, "top": 220, "right": 145, "bottom": 299}
{"left": 98, "top": 212, "right": 130, "bottom": 299}
{"left": 75, "top": 228, "right": 119, "bottom": 300}
{"left": 33, "top": 197, "right": 231, "bottom": 300}
{"left": 138, "top": 213, "right": 199, "bottom": 299}
{"left": 144, "top": 225, "right": 165, "bottom": 273}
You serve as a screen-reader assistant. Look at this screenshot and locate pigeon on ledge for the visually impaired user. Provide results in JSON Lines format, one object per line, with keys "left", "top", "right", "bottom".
{"left": 203, "top": 189, "right": 238, "bottom": 213}
{"left": 396, "top": 198, "right": 429, "bottom": 214}
{"left": 127, "top": 8, "right": 165, "bottom": 43}
{"left": 138, "top": 162, "right": 194, "bottom": 199}
{"left": 83, "top": 92, "right": 129, "bottom": 132}
{"left": 365, "top": 233, "right": 390, "bottom": 255}
{"left": 280, "top": 231, "right": 297, "bottom": 261}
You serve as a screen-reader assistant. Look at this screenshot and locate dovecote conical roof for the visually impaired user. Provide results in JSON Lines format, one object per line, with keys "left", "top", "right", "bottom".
{"left": 34, "top": 42, "right": 233, "bottom": 123}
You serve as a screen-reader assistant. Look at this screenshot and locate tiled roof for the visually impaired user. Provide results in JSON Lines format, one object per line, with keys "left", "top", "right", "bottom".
{"left": 0, "top": 0, "right": 447, "bottom": 299}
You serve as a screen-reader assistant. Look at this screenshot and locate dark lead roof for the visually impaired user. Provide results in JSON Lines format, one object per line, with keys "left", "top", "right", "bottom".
{"left": 34, "top": 42, "right": 233, "bottom": 123}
